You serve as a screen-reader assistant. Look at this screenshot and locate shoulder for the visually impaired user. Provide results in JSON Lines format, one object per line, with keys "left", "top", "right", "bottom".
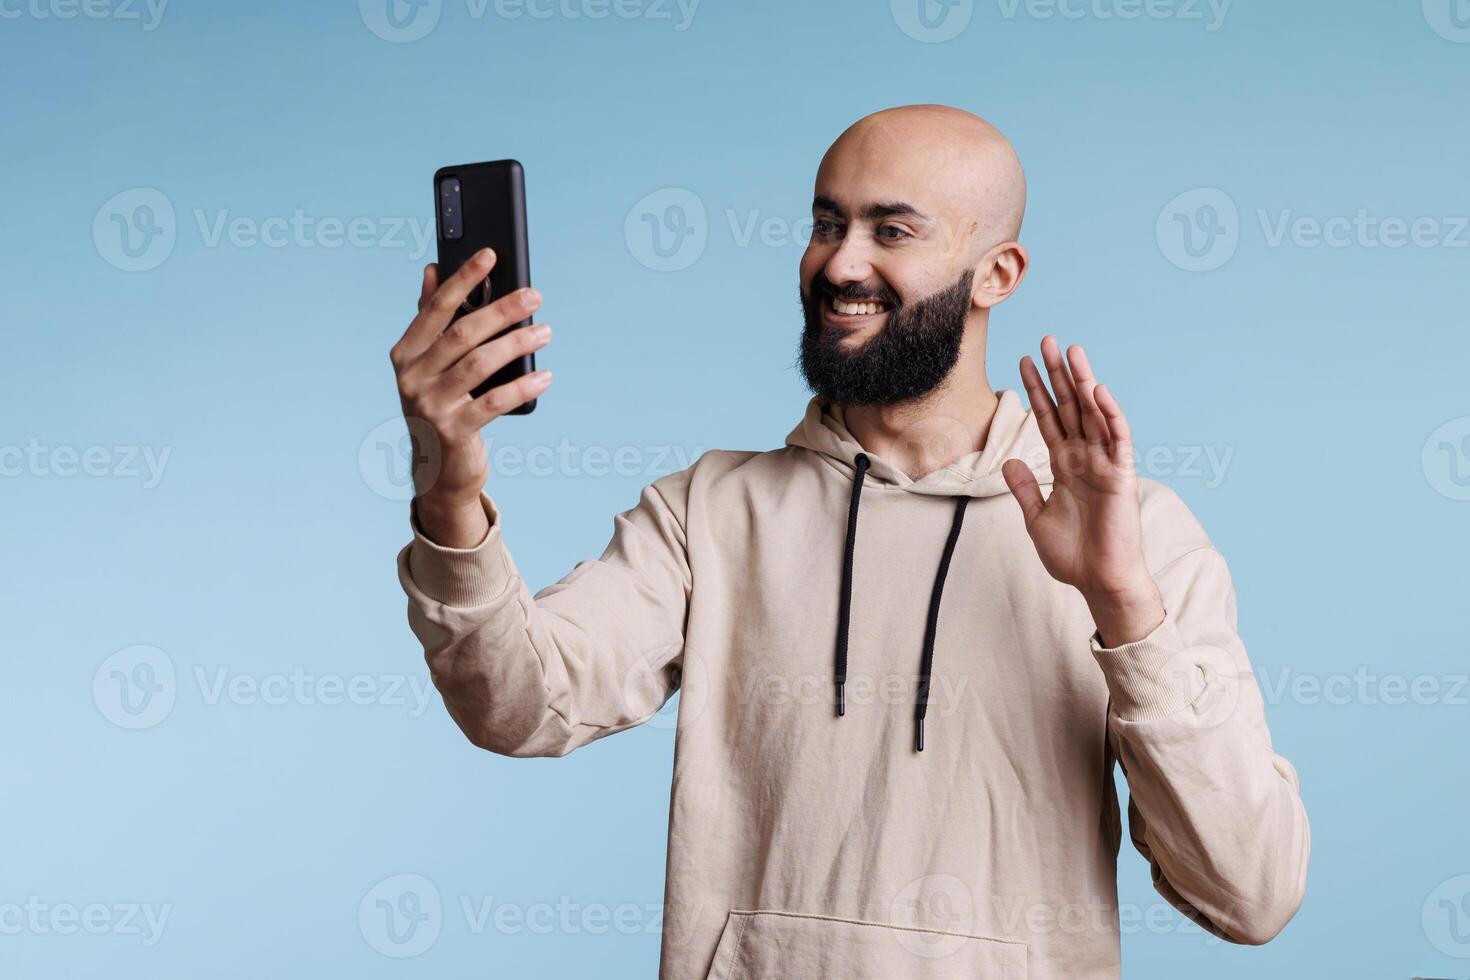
{"left": 1136, "top": 477, "right": 1215, "bottom": 572}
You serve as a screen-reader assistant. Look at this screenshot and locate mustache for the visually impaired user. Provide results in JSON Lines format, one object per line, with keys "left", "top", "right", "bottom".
{"left": 809, "top": 272, "right": 902, "bottom": 308}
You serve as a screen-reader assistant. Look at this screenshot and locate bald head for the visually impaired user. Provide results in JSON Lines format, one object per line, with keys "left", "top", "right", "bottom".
{"left": 819, "top": 104, "right": 1027, "bottom": 248}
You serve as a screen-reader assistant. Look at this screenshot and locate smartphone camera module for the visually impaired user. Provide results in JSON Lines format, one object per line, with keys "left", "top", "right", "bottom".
{"left": 439, "top": 177, "right": 463, "bottom": 241}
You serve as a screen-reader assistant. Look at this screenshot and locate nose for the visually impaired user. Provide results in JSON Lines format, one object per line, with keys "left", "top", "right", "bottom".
{"left": 823, "top": 230, "right": 876, "bottom": 288}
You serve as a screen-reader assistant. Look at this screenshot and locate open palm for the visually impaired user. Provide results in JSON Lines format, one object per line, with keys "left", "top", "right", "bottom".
{"left": 1001, "top": 337, "right": 1151, "bottom": 599}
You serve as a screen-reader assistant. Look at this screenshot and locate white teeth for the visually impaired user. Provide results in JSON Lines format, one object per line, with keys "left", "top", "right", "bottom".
{"left": 831, "top": 298, "right": 885, "bottom": 316}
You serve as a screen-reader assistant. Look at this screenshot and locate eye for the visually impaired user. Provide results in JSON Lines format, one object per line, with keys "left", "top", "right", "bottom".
{"left": 877, "top": 224, "right": 912, "bottom": 241}
{"left": 813, "top": 217, "right": 843, "bottom": 238}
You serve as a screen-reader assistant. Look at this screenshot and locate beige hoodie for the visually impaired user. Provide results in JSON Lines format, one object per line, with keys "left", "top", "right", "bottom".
{"left": 397, "top": 389, "right": 1310, "bottom": 979}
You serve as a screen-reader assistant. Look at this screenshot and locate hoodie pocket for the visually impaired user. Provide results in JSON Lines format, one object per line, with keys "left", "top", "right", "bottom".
{"left": 704, "top": 909, "right": 1027, "bottom": 980}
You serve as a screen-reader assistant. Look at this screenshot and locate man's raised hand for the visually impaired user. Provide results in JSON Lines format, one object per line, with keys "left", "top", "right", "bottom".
{"left": 1000, "top": 336, "right": 1165, "bottom": 646}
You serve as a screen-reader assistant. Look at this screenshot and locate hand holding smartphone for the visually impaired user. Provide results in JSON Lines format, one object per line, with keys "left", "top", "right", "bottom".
{"left": 388, "top": 160, "right": 552, "bottom": 549}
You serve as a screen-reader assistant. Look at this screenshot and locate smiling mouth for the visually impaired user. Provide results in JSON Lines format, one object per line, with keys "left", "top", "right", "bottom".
{"left": 826, "top": 294, "right": 892, "bottom": 318}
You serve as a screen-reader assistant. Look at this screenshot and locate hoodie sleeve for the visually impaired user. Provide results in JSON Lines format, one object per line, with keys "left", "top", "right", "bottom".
{"left": 396, "top": 468, "right": 692, "bottom": 758}
{"left": 1089, "top": 483, "right": 1310, "bottom": 945}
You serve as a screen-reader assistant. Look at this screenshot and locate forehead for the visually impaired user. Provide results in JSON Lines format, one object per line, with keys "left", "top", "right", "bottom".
{"left": 813, "top": 125, "right": 971, "bottom": 218}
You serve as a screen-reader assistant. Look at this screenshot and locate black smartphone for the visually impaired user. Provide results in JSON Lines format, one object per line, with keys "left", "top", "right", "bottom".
{"left": 433, "top": 159, "right": 536, "bottom": 413}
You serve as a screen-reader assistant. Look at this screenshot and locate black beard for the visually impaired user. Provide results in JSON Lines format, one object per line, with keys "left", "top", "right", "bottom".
{"left": 797, "top": 269, "right": 974, "bottom": 407}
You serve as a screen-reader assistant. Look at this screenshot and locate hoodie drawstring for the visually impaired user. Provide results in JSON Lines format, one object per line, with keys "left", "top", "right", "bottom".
{"left": 834, "top": 451, "right": 972, "bottom": 753}
{"left": 834, "top": 453, "right": 870, "bottom": 719}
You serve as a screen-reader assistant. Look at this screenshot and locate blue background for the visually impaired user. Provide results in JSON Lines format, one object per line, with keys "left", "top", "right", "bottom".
{"left": 3, "top": 0, "right": 1468, "bottom": 975}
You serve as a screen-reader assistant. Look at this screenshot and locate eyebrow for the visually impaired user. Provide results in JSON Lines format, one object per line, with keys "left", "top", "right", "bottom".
{"left": 812, "top": 195, "right": 930, "bottom": 223}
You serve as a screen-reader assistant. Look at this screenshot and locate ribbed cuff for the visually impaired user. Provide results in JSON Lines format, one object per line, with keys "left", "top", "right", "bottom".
{"left": 1089, "top": 614, "right": 1200, "bottom": 720}
{"left": 407, "top": 493, "right": 517, "bottom": 607}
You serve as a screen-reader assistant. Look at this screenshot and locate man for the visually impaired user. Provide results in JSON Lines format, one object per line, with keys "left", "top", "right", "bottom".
{"left": 390, "top": 105, "right": 1309, "bottom": 978}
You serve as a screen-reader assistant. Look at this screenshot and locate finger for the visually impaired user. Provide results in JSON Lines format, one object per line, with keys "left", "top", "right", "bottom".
{"left": 417, "top": 263, "right": 438, "bottom": 312}
{"left": 435, "top": 323, "right": 551, "bottom": 400}
{"left": 1019, "top": 355, "right": 1066, "bottom": 449}
{"left": 1041, "top": 336, "right": 1081, "bottom": 438}
{"left": 1095, "top": 383, "right": 1134, "bottom": 465}
{"left": 1002, "top": 458, "right": 1045, "bottom": 528}
{"left": 420, "top": 285, "right": 542, "bottom": 376}
{"left": 1066, "top": 345, "right": 1111, "bottom": 447}
{"left": 397, "top": 248, "right": 498, "bottom": 361}
{"left": 460, "top": 369, "right": 554, "bottom": 430}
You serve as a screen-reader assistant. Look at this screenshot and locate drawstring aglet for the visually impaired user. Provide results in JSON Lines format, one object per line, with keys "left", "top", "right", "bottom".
{"left": 836, "top": 681, "right": 846, "bottom": 717}
{"left": 915, "top": 715, "right": 925, "bottom": 752}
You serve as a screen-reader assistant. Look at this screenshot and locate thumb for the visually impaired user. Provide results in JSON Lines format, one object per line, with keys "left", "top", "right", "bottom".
{"left": 1002, "top": 458, "right": 1045, "bottom": 529}
{"left": 417, "top": 263, "right": 439, "bottom": 312}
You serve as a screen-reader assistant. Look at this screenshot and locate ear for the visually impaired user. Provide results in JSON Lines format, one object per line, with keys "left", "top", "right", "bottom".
{"left": 971, "top": 241, "right": 1028, "bottom": 309}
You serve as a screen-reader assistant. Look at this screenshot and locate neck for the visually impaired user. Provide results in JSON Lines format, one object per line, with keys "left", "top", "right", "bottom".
{"left": 841, "top": 315, "right": 997, "bottom": 480}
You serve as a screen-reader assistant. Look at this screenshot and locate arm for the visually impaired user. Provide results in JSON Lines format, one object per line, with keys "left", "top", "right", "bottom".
{"left": 1092, "top": 498, "right": 1309, "bottom": 944}
{"left": 1002, "top": 336, "right": 1309, "bottom": 944}
{"left": 387, "top": 251, "right": 690, "bottom": 757}
{"left": 398, "top": 474, "right": 692, "bottom": 758}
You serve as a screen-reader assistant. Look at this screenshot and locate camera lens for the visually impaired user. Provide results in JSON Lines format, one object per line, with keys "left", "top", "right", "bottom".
{"left": 438, "top": 177, "right": 464, "bottom": 242}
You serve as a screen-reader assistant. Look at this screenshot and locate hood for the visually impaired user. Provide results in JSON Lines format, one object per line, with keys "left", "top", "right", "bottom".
{"left": 784, "top": 388, "right": 1054, "bottom": 497}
